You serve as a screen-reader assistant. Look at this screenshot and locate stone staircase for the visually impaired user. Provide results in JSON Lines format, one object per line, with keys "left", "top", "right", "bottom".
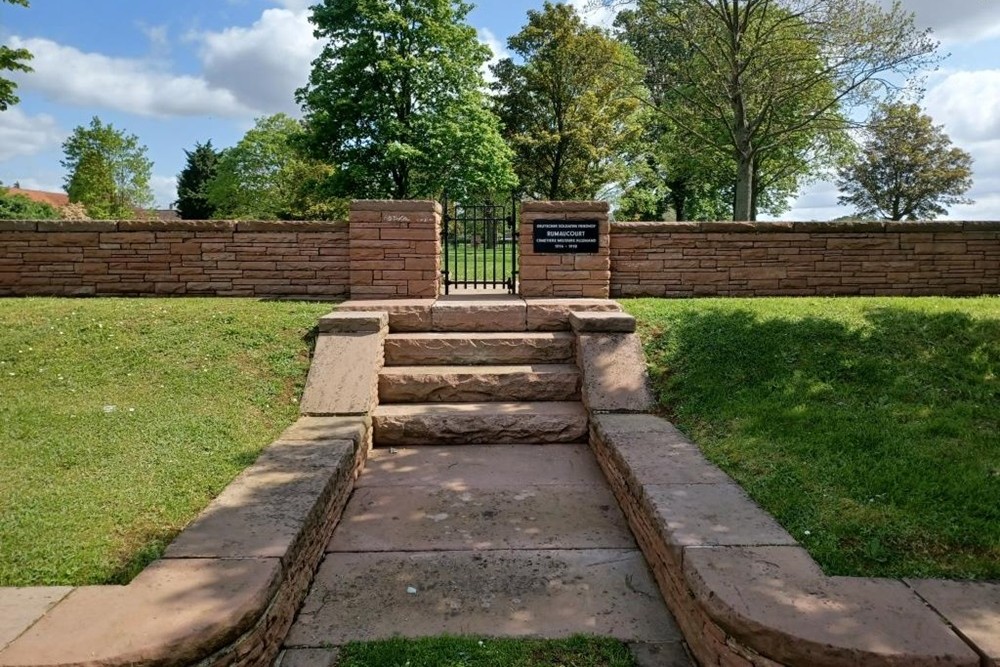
{"left": 373, "top": 328, "right": 589, "bottom": 446}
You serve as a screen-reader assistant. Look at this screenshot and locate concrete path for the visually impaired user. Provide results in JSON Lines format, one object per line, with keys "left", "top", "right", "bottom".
{"left": 282, "top": 445, "right": 692, "bottom": 665}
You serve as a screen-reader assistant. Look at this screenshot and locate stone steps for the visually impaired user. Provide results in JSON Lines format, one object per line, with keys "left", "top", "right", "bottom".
{"left": 384, "top": 332, "right": 575, "bottom": 366}
{"left": 373, "top": 401, "right": 589, "bottom": 446}
{"left": 378, "top": 364, "right": 580, "bottom": 404}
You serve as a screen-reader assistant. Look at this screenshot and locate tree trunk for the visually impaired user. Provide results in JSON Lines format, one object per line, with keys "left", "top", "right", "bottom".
{"left": 668, "top": 179, "right": 688, "bottom": 222}
{"left": 734, "top": 153, "right": 754, "bottom": 221}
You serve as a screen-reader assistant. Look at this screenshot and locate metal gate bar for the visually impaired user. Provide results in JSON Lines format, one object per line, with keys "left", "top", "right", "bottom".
{"left": 441, "top": 196, "right": 518, "bottom": 295}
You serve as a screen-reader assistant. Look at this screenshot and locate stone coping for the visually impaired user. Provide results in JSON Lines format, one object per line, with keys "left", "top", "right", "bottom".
{"left": 587, "top": 412, "right": 997, "bottom": 667}
{"left": 611, "top": 220, "right": 1000, "bottom": 233}
{"left": 0, "top": 219, "right": 347, "bottom": 233}
{"left": 338, "top": 297, "right": 622, "bottom": 333}
{"left": 0, "top": 312, "right": 381, "bottom": 667}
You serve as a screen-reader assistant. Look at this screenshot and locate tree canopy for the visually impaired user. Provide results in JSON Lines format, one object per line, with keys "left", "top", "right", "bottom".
{"left": 207, "top": 114, "right": 345, "bottom": 220}
{"left": 838, "top": 103, "right": 974, "bottom": 221}
{"left": 61, "top": 117, "right": 154, "bottom": 219}
{"left": 0, "top": 0, "right": 32, "bottom": 111}
{"left": 297, "top": 0, "right": 516, "bottom": 201}
{"left": 175, "top": 141, "right": 221, "bottom": 220}
{"left": 491, "top": 2, "right": 645, "bottom": 200}
{"left": 601, "top": 0, "right": 939, "bottom": 220}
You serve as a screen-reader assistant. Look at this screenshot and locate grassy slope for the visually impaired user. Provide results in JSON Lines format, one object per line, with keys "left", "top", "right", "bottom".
{"left": 0, "top": 298, "right": 331, "bottom": 586}
{"left": 624, "top": 297, "right": 1000, "bottom": 580}
{"left": 337, "top": 636, "right": 635, "bottom": 667}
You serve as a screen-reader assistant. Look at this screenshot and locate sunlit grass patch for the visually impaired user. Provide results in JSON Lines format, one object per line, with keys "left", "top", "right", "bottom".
{"left": 0, "top": 298, "right": 332, "bottom": 586}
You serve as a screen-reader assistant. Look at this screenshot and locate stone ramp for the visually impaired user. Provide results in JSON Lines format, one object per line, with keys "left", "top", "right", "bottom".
{"left": 281, "top": 446, "right": 691, "bottom": 663}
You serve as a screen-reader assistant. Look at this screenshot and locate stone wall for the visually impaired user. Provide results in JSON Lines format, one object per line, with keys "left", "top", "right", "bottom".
{"left": 611, "top": 221, "right": 1000, "bottom": 298}
{"left": 519, "top": 201, "right": 611, "bottom": 298}
{"left": 0, "top": 220, "right": 349, "bottom": 298}
{"left": 349, "top": 200, "right": 441, "bottom": 299}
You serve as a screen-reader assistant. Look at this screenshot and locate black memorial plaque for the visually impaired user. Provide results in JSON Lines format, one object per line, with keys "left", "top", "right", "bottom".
{"left": 532, "top": 219, "right": 600, "bottom": 254}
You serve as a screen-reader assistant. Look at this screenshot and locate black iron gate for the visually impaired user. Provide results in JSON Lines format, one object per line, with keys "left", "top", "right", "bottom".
{"left": 441, "top": 196, "right": 518, "bottom": 294}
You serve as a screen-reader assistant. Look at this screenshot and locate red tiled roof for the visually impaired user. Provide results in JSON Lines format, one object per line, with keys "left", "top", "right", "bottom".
{"left": 2, "top": 187, "right": 70, "bottom": 208}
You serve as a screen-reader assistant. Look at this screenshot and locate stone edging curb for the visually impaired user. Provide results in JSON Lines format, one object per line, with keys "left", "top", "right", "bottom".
{"left": 0, "top": 311, "right": 387, "bottom": 667}
{"left": 574, "top": 309, "right": 999, "bottom": 667}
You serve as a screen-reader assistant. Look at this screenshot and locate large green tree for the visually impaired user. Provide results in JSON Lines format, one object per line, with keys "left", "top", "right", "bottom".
{"left": 491, "top": 2, "right": 645, "bottom": 200}
{"left": 61, "top": 117, "right": 154, "bottom": 219}
{"left": 207, "top": 114, "right": 344, "bottom": 220}
{"left": 601, "top": 0, "right": 938, "bottom": 220}
{"left": 0, "top": 0, "right": 31, "bottom": 111}
{"left": 297, "top": 0, "right": 515, "bottom": 201}
{"left": 175, "top": 141, "right": 221, "bottom": 220}
{"left": 838, "top": 103, "right": 974, "bottom": 221}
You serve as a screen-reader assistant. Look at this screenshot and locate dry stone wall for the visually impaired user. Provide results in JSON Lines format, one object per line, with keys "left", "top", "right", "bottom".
{"left": 3, "top": 214, "right": 999, "bottom": 300}
{"left": 0, "top": 220, "right": 349, "bottom": 298}
{"left": 611, "top": 221, "right": 1000, "bottom": 298}
{"left": 519, "top": 201, "right": 611, "bottom": 298}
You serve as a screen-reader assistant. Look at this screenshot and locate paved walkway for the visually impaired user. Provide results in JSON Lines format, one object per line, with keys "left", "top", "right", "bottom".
{"left": 282, "top": 444, "right": 691, "bottom": 665}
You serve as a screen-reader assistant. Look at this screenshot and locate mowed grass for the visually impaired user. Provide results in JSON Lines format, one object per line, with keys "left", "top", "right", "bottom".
{"left": 0, "top": 298, "right": 332, "bottom": 587}
{"left": 624, "top": 297, "right": 1000, "bottom": 580}
{"left": 442, "top": 243, "right": 518, "bottom": 286}
{"left": 337, "top": 636, "right": 636, "bottom": 667}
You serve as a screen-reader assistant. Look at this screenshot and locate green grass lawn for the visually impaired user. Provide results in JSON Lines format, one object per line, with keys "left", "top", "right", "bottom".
{"left": 337, "top": 636, "right": 636, "bottom": 667}
{"left": 624, "top": 297, "right": 1000, "bottom": 581}
{"left": 442, "top": 243, "right": 518, "bottom": 286}
{"left": 0, "top": 298, "right": 332, "bottom": 587}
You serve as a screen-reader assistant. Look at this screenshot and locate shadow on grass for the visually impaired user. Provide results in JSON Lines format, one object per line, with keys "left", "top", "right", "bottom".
{"left": 641, "top": 303, "right": 1000, "bottom": 580}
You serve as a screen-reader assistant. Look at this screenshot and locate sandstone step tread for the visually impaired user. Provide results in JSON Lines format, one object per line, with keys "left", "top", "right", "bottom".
{"left": 373, "top": 401, "right": 589, "bottom": 445}
{"left": 285, "top": 550, "right": 681, "bottom": 646}
{"left": 358, "top": 445, "right": 600, "bottom": 488}
{"left": 374, "top": 401, "right": 586, "bottom": 417}
{"left": 386, "top": 332, "right": 574, "bottom": 341}
{"left": 381, "top": 363, "right": 578, "bottom": 375}
{"left": 379, "top": 365, "right": 581, "bottom": 403}
{"left": 327, "top": 485, "right": 636, "bottom": 552}
{"left": 385, "top": 332, "right": 575, "bottom": 366}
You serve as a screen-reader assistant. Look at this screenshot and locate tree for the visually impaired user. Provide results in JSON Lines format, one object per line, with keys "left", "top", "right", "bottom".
{"left": 61, "top": 117, "right": 154, "bottom": 219}
{"left": 0, "top": 0, "right": 32, "bottom": 111}
{"left": 491, "top": 2, "right": 645, "bottom": 200}
{"left": 600, "top": 0, "right": 939, "bottom": 220}
{"left": 0, "top": 190, "right": 59, "bottom": 220}
{"left": 838, "top": 103, "right": 974, "bottom": 221}
{"left": 175, "top": 141, "right": 221, "bottom": 220}
{"left": 207, "top": 114, "right": 345, "bottom": 220}
{"left": 297, "top": 0, "right": 516, "bottom": 201}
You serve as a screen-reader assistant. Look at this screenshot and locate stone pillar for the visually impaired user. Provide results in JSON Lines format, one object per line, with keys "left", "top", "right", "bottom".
{"left": 519, "top": 201, "right": 611, "bottom": 298}
{"left": 349, "top": 200, "right": 441, "bottom": 299}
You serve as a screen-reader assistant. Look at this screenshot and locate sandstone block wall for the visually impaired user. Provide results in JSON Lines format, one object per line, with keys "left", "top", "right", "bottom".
{"left": 611, "top": 221, "right": 1000, "bottom": 298}
{"left": 349, "top": 201, "right": 441, "bottom": 299}
{"left": 519, "top": 201, "right": 611, "bottom": 298}
{"left": 0, "top": 220, "right": 349, "bottom": 298}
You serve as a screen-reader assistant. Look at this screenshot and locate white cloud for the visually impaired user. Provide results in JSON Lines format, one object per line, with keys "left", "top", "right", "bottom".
{"left": 150, "top": 174, "right": 178, "bottom": 208}
{"left": 568, "top": 0, "right": 616, "bottom": 27}
{"left": 9, "top": 37, "right": 251, "bottom": 119}
{"left": 10, "top": 177, "right": 63, "bottom": 193}
{"left": 877, "top": 0, "right": 1000, "bottom": 43}
{"left": 191, "top": 8, "right": 321, "bottom": 116}
{"left": 479, "top": 28, "right": 508, "bottom": 83}
{"left": 0, "top": 108, "right": 65, "bottom": 161}
{"left": 925, "top": 70, "right": 1000, "bottom": 144}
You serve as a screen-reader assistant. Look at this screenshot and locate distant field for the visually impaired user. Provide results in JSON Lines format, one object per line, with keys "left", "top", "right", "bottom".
{"left": 626, "top": 297, "right": 1000, "bottom": 580}
{"left": 0, "top": 298, "right": 331, "bottom": 586}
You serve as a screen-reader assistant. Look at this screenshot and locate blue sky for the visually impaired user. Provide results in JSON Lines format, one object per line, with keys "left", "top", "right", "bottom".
{"left": 2, "top": 0, "right": 1000, "bottom": 219}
